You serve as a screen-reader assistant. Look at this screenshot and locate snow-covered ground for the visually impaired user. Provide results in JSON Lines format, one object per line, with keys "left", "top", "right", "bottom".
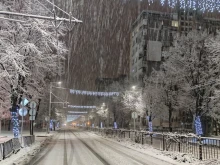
{"left": 27, "top": 128, "right": 184, "bottom": 165}
{"left": 2, "top": 128, "right": 219, "bottom": 165}
{"left": 89, "top": 131, "right": 220, "bottom": 165}
{"left": 0, "top": 131, "right": 55, "bottom": 165}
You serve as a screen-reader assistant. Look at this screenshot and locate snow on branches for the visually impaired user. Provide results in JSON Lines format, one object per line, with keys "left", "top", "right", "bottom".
{"left": 0, "top": 1, "right": 67, "bottom": 116}
{"left": 122, "top": 88, "right": 145, "bottom": 116}
{"left": 164, "top": 31, "right": 220, "bottom": 118}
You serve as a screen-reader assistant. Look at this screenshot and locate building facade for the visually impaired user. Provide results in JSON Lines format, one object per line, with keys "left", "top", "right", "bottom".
{"left": 130, "top": 9, "right": 220, "bottom": 132}
{"left": 130, "top": 10, "right": 220, "bottom": 84}
{"left": 130, "top": 10, "right": 177, "bottom": 84}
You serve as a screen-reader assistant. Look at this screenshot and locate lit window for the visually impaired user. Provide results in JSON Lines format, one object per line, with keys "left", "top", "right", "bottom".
{"left": 172, "top": 21, "right": 179, "bottom": 27}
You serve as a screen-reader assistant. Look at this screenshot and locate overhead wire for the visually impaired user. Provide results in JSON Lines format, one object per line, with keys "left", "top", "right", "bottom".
{"left": 44, "top": 0, "right": 80, "bottom": 22}
{"left": 34, "top": 0, "right": 54, "bottom": 15}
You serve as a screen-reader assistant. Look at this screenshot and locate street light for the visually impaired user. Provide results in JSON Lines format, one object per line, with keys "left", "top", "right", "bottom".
{"left": 48, "top": 81, "right": 62, "bottom": 134}
{"left": 132, "top": 86, "right": 136, "bottom": 90}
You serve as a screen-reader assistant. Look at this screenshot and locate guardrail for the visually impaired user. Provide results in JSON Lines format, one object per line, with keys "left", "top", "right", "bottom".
{"left": 0, "top": 143, "right": 3, "bottom": 160}
{"left": 87, "top": 127, "right": 220, "bottom": 161}
{"left": 3, "top": 139, "right": 13, "bottom": 159}
{"left": 12, "top": 138, "right": 21, "bottom": 153}
{"left": 22, "top": 135, "right": 35, "bottom": 147}
{"left": 0, "top": 135, "right": 35, "bottom": 160}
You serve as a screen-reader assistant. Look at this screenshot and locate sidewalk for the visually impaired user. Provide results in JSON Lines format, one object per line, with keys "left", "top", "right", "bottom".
{"left": 0, "top": 129, "right": 57, "bottom": 138}
{"left": 0, "top": 130, "right": 57, "bottom": 165}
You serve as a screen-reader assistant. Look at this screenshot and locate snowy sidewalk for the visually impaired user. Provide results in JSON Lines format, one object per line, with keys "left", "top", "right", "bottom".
{"left": 0, "top": 130, "right": 57, "bottom": 165}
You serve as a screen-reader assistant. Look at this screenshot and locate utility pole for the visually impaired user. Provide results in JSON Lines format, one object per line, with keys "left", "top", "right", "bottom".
{"left": 48, "top": 82, "right": 52, "bottom": 133}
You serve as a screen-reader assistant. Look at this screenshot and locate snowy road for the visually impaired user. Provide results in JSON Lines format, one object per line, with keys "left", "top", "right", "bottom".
{"left": 29, "top": 128, "right": 177, "bottom": 165}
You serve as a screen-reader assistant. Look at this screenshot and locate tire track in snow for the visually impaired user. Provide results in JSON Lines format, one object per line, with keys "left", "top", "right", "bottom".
{"left": 30, "top": 131, "right": 60, "bottom": 165}
{"left": 77, "top": 131, "right": 142, "bottom": 165}
{"left": 71, "top": 131, "right": 110, "bottom": 165}
{"left": 66, "top": 131, "right": 75, "bottom": 165}
{"left": 92, "top": 138, "right": 149, "bottom": 165}
{"left": 82, "top": 132, "right": 154, "bottom": 165}
{"left": 63, "top": 129, "right": 68, "bottom": 165}
{"left": 84, "top": 132, "right": 175, "bottom": 165}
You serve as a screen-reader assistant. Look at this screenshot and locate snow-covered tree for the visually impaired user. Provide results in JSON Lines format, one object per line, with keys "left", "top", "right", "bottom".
{"left": 105, "top": 80, "right": 132, "bottom": 127}
{"left": 143, "top": 73, "right": 168, "bottom": 129}
{"left": 144, "top": 66, "right": 182, "bottom": 132}
{"left": 161, "top": 31, "right": 220, "bottom": 135}
{"left": 0, "top": 0, "right": 67, "bottom": 134}
{"left": 122, "top": 89, "right": 145, "bottom": 116}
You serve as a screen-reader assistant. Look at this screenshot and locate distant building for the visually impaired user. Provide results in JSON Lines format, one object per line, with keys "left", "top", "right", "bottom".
{"left": 130, "top": 10, "right": 220, "bottom": 85}
{"left": 130, "top": 10, "right": 178, "bottom": 85}
{"left": 130, "top": 9, "right": 220, "bottom": 131}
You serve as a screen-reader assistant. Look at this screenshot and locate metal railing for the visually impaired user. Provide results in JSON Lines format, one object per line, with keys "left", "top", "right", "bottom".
{"left": 87, "top": 127, "right": 220, "bottom": 160}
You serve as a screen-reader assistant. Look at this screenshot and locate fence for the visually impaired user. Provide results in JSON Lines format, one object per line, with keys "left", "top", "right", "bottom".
{"left": 0, "top": 135, "right": 35, "bottom": 160}
{"left": 88, "top": 127, "right": 220, "bottom": 160}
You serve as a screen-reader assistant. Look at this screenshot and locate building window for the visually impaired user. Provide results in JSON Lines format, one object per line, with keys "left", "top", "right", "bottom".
{"left": 172, "top": 21, "right": 179, "bottom": 27}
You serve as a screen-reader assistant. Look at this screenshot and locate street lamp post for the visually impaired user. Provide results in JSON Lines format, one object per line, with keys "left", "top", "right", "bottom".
{"left": 48, "top": 81, "right": 61, "bottom": 134}
{"left": 101, "top": 103, "right": 109, "bottom": 128}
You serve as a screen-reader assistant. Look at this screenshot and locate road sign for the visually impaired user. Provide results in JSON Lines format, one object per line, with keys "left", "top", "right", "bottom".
{"left": 29, "top": 116, "right": 36, "bottom": 121}
{"left": 20, "top": 98, "right": 29, "bottom": 106}
{"left": 29, "top": 109, "right": 36, "bottom": 116}
{"left": 30, "top": 101, "right": 37, "bottom": 108}
{"left": 19, "top": 108, "right": 28, "bottom": 116}
{"left": 132, "top": 112, "right": 138, "bottom": 119}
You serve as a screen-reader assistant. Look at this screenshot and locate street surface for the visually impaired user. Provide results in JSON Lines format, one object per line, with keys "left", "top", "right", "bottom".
{"left": 29, "top": 128, "right": 177, "bottom": 165}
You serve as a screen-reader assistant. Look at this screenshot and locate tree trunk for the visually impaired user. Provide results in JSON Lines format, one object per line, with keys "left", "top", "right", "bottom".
{"left": 168, "top": 107, "right": 172, "bottom": 132}
{"left": 8, "top": 119, "right": 11, "bottom": 131}
{"left": 4, "top": 119, "right": 5, "bottom": 130}
{"left": 35, "top": 99, "right": 41, "bottom": 120}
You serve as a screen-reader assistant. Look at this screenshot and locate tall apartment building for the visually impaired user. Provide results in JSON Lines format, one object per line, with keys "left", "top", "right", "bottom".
{"left": 130, "top": 10, "right": 220, "bottom": 132}
{"left": 130, "top": 10, "right": 178, "bottom": 84}
{"left": 130, "top": 10, "right": 220, "bottom": 84}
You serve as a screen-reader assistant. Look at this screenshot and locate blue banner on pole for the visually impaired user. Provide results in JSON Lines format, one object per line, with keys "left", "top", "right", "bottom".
{"left": 114, "top": 122, "right": 117, "bottom": 129}
{"left": 149, "top": 121, "right": 153, "bottom": 132}
{"left": 100, "top": 122, "right": 103, "bottom": 128}
{"left": 195, "top": 116, "right": 203, "bottom": 135}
